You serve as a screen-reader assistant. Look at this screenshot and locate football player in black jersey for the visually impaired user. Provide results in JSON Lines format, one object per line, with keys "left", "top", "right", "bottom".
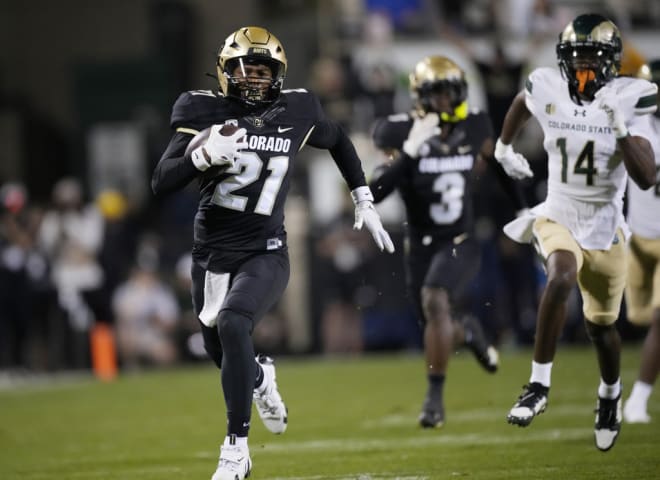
{"left": 152, "top": 26, "right": 394, "bottom": 480}
{"left": 370, "top": 56, "right": 526, "bottom": 428}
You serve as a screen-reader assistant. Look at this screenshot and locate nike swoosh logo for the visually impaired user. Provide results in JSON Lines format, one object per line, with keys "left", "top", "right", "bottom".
{"left": 278, "top": 126, "right": 293, "bottom": 133}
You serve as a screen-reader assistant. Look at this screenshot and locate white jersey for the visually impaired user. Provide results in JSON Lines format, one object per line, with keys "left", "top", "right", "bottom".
{"left": 524, "top": 67, "right": 657, "bottom": 249}
{"left": 627, "top": 114, "right": 660, "bottom": 239}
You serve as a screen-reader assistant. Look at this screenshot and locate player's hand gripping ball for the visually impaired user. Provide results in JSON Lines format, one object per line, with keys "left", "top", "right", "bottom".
{"left": 186, "top": 124, "right": 247, "bottom": 171}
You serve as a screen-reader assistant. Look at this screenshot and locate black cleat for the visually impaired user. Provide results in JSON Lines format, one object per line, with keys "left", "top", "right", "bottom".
{"left": 462, "top": 315, "right": 499, "bottom": 373}
{"left": 418, "top": 391, "right": 445, "bottom": 428}
{"left": 419, "top": 408, "right": 445, "bottom": 428}
{"left": 507, "top": 382, "right": 549, "bottom": 427}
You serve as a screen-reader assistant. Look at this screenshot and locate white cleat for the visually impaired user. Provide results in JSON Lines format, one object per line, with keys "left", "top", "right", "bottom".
{"left": 212, "top": 438, "right": 251, "bottom": 480}
{"left": 623, "top": 399, "right": 651, "bottom": 424}
{"left": 594, "top": 395, "right": 622, "bottom": 452}
{"left": 253, "top": 355, "right": 288, "bottom": 434}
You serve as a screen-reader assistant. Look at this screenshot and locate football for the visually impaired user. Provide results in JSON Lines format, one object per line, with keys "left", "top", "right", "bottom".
{"left": 184, "top": 124, "right": 240, "bottom": 159}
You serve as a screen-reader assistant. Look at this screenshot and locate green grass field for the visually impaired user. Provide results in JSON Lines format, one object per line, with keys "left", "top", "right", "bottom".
{"left": 1, "top": 346, "right": 658, "bottom": 479}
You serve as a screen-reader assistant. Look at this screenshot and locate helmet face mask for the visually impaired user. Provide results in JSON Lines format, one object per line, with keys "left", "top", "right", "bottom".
{"left": 556, "top": 14, "right": 622, "bottom": 103}
{"left": 410, "top": 56, "right": 468, "bottom": 122}
{"left": 224, "top": 56, "right": 285, "bottom": 104}
{"left": 217, "top": 26, "right": 287, "bottom": 107}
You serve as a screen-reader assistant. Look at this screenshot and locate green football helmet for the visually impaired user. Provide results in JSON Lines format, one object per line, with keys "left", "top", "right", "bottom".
{"left": 556, "top": 14, "right": 622, "bottom": 104}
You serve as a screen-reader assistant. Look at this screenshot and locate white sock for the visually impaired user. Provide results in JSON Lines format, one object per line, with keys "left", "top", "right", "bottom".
{"left": 628, "top": 380, "right": 653, "bottom": 405}
{"left": 598, "top": 377, "right": 622, "bottom": 399}
{"left": 530, "top": 361, "right": 552, "bottom": 387}
{"left": 224, "top": 435, "right": 248, "bottom": 448}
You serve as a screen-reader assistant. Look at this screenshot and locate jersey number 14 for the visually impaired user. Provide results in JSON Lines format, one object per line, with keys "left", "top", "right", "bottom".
{"left": 556, "top": 138, "right": 597, "bottom": 186}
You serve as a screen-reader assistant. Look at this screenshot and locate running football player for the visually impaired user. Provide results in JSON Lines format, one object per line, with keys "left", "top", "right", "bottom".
{"left": 623, "top": 59, "right": 660, "bottom": 425}
{"left": 370, "top": 56, "right": 527, "bottom": 428}
{"left": 495, "top": 14, "right": 657, "bottom": 451}
{"left": 152, "top": 26, "right": 394, "bottom": 480}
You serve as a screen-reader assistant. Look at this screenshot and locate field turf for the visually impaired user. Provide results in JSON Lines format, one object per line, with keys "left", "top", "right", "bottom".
{"left": 1, "top": 345, "right": 658, "bottom": 479}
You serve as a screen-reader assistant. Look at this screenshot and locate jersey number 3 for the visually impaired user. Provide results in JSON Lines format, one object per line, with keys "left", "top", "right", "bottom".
{"left": 212, "top": 152, "right": 288, "bottom": 215}
{"left": 431, "top": 172, "right": 465, "bottom": 224}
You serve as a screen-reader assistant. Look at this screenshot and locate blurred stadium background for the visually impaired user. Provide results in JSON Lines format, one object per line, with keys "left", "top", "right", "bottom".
{"left": 1, "top": 0, "right": 660, "bottom": 375}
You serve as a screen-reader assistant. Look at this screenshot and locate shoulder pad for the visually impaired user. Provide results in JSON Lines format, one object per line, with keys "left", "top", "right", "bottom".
{"left": 280, "top": 88, "right": 317, "bottom": 109}
{"left": 525, "top": 67, "right": 561, "bottom": 96}
{"left": 372, "top": 114, "right": 412, "bottom": 149}
{"left": 609, "top": 77, "right": 658, "bottom": 116}
{"left": 170, "top": 90, "right": 222, "bottom": 130}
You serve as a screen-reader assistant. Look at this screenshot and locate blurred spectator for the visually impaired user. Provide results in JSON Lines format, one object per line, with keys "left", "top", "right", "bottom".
{"left": 365, "top": 0, "right": 429, "bottom": 34}
{"left": 494, "top": 0, "right": 570, "bottom": 40}
{"left": 172, "top": 251, "right": 210, "bottom": 363}
{"left": 112, "top": 241, "right": 180, "bottom": 369}
{"left": 38, "top": 177, "right": 110, "bottom": 369}
{"left": 441, "top": 30, "right": 530, "bottom": 136}
{"left": 314, "top": 198, "right": 369, "bottom": 354}
{"left": 349, "top": 11, "right": 399, "bottom": 131}
{"left": 0, "top": 182, "right": 50, "bottom": 370}
{"left": 309, "top": 56, "right": 354, "bottom": 130}
{"left": 313, "top": 191, "right": 416, "bottom": 354}
{"left": 96, "top": 188, "right": 139, "bottom": 296}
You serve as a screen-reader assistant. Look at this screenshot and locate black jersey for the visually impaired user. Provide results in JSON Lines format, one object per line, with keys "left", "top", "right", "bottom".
{"left": 153, "top": 89, "right": 368, "bottom": 271}
{"left": 371, "top": 111, "right": 494, "bottom": 242}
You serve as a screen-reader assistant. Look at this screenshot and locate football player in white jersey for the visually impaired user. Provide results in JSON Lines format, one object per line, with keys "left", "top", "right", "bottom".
{"left": 493, "top": 14, "right": 658, "bottom": 451}
{"left": 622, "top": 59, "right": 660, "bottom": 424}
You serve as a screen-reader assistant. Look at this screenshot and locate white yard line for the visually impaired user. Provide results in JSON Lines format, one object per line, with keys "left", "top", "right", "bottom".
{"left": 194, "top": 427, "right": 589, "bottom": 460}
{"left": 257, "top": 428, "right": 588, "bottom": 453}
{"left": 265, "top": 475, "right": 429, "bottom": 480}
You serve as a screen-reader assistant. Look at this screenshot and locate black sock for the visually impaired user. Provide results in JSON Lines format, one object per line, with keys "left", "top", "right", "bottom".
{"left": 218, "top": 310, "right": 256, "bottom": 437}
{"left": 427, "top": 374, "right": 445, "bottom": 399}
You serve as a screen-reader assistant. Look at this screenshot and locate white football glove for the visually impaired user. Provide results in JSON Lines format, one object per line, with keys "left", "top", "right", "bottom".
{"left": 595, "top": 87, "right": 629, "bottom": 139}
{"left": 351, "top": 186, "right": 395, "bottom": 253}
{"left": 494, "top": 139, "right": 533, "bottom": 180}
{"left": 192, "top": 125, "right": 248, "bottom": 170}
{"left": 402, "top": 113, "right": 441, "bottom": 158}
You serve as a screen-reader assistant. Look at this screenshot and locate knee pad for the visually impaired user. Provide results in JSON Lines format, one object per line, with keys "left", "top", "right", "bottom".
{"left": 217, "top": 309, "right": 253, "bottom": 350}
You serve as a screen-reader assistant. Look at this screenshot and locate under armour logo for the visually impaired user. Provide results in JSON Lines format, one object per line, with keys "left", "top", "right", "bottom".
{"left": 574, "top": 109, "right": 586, "bottom": 117}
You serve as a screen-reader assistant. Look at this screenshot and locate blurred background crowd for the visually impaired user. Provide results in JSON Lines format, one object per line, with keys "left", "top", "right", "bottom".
{"left": 1, "top": 0, "right": 659, "bottom": 375}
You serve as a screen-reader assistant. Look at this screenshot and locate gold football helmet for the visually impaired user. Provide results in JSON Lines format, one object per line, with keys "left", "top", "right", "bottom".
{"left": 217, "top": 26, "right": 287, "bottom": 106}
{"left": 556, "top": 14, "right": 622, "bottom": 104}
{"left": 409, "top": 56, "right": 468, "bottom": 122}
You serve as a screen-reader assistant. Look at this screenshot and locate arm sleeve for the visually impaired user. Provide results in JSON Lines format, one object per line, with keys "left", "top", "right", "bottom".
{"left": 151, "top": 132, "right": 200, "bottom": 196}
{"left": 152, "top": 92, "right": 210, "bottom": 196}
{"left": 369, "top": 156, "right": 407, "bottom": 203}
